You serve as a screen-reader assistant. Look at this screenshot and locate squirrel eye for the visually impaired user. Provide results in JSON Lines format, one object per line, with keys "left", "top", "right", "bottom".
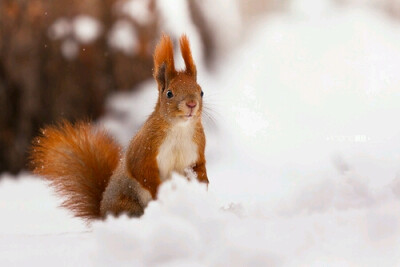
{"left": 201, "top": 91, "right": 204, "bottom": 97}
{"left": 166, "top": 90, "right": 174, "bottom": 98}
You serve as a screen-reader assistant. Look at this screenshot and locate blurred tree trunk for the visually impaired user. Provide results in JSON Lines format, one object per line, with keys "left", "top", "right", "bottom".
{"left": 0, "top": 0, "right": 158, "bottom": 174}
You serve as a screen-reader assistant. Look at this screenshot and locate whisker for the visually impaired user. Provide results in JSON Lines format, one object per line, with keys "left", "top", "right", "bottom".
{"left": 202, "top": 102, "right": 220, "bottom": 130}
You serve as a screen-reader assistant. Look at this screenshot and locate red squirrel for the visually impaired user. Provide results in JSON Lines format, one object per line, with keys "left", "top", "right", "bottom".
{"left": 30, "top": 34, "right": 208, "bottom": 220}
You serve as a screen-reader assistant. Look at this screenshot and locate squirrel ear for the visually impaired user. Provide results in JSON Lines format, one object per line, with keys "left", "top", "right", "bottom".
{"left": 180, "top": 34, "right": 197, "bottom": 80}
{"left": 153, "top": 34, "right": 177, "bottom": 91}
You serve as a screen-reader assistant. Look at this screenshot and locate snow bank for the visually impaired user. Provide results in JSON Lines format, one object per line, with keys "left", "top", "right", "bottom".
{"left": 0, "top": 174, "right": 86, "bottom": 236}
{"left": 0, "top": 174, "right": 89, "bottom": 266}
{"left": 2, "top": 173, "right": 399, "bottom": 266}
{"left": 93, "top": 175, "right": 279, "bottom": 266}
{"left": 92, "top": 175, "right": 400, "bottom": 266}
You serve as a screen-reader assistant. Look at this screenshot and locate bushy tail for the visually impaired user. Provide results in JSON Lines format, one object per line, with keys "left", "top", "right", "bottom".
{"left": 30, "top": 121, "right": 121, "bottom": 221}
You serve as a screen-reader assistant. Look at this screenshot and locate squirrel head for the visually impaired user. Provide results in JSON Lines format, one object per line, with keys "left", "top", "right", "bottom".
{"left": 153, "top": 34, "right": 203, "bottom": 122}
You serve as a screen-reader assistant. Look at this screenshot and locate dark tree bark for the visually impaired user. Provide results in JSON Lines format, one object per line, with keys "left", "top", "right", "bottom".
{"left": 0, "top": 0, "right": 158, "bottom": 174}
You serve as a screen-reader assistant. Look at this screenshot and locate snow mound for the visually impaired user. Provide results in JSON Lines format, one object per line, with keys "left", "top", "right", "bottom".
{"left": 92, "top": 174, "right": 400, "bottom": 266}
{"left": 0, "top": 173, "right": 85, "bottom": 236}
{"left": 1, "top": 173, "right": 400, "bottom": 266}
{"left": 93, "top": 175, "right": 279, "bottom": 266}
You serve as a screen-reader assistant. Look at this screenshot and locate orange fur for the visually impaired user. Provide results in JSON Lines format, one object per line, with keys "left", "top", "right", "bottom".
{"left": 153, "top": 34, "right": 176, "bottom": 90}
{"left": 30, "top": 34, "right": 208, "bottom": 220}
{"left": 125, "top": 34, "right": 207, "bottom": 199}
{"left": 30, "top": 121, "right": 121, "bottom": 221}
{"left": 180, "top": 34, "right": 197, "bottom": 78}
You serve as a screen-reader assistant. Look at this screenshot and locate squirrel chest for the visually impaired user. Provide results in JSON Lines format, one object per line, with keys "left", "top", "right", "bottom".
{"left": 156, "top": 121, "right": 198, "bottom": 181}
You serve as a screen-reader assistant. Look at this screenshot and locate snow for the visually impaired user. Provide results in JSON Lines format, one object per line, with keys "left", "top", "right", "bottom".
{"left": 48, "top": 15, "right": 102, "bottom": 59}
{"left": 72, "top": 15, "right": 102, "bottom": 44}
{"left": 93, "top": 177, "right": 279, "bottom": 266}
{"left": 61, "top": 39, "right": 79, "bottom": 60}
{"left": 289, "top": 0, "right": 336, "bottom": 18}
{"left": 48, "top": 18, "right": 72, "bottom": 40}
{"left": 49, "top": 15, "right": 102, "bottom": 44}
{"left": 2, "top": 2, "right": 400, "bottom": 266}
{"left": 194, "top": 0, "right": 242, "bottom": 54}
{"left": 156, "top": 0, "right": 205, "bottom": 72}
{"left": 108, "top": 20, "right": 139, "bottom": 55}
{"left": 119, "top": 0, "right": 154, "bottom": 25}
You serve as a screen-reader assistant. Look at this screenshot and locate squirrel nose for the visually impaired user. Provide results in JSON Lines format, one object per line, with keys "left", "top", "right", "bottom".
{"left": 186, "top": 101, "right": 197, "bottom": 108}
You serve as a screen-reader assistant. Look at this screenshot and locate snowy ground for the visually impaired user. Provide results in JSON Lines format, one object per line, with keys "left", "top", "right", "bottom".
{"left": 2, "top": 2, "right": 400, "bottom": 266}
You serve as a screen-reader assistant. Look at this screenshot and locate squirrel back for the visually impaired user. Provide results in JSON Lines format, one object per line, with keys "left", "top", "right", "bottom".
{"left": 31, "top": 34, "right": 208, "bottom": 221}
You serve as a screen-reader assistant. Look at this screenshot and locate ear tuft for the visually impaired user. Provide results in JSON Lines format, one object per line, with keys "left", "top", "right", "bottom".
{"left": 180, "top": 34, "right": 197, "bottom": 79}
{"left": 153, "top": 34, "right": 176, "bottom": 90}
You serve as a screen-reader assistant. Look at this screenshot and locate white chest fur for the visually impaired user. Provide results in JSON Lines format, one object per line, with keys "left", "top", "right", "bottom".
{"left": 157, "top": 120, "right": 198, "bottom": 181}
